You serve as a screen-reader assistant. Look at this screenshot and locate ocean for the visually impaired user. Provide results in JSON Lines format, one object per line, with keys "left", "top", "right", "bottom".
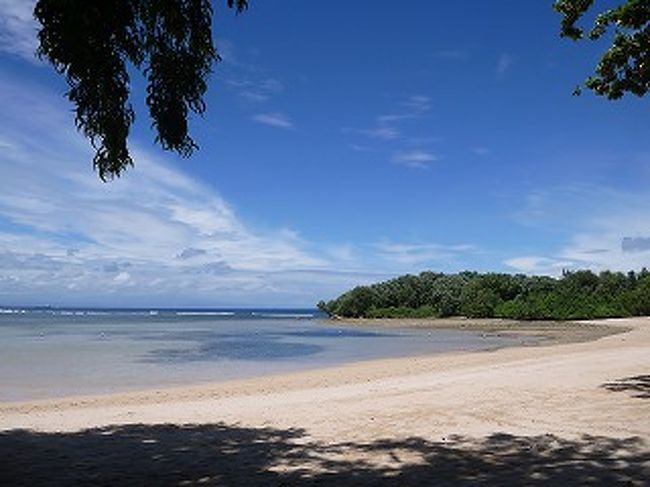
{"left": 0, "top": 307, "right": 533, "bottom": 401}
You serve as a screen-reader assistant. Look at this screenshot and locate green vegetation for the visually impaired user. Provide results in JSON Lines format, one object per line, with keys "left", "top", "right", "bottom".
{"left": 317, "top": 269, "right": 650, "bottom": 320}
{"left": 555, "top": 0, "right": 650, "bottom": 98}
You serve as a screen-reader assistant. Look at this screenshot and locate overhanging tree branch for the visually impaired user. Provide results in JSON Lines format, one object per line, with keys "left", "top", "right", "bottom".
{"left": 555, "top": 0, "right": 650, "bottom": 99}
{"left": 34, "top": 0, "right": 247, "bottom": 181}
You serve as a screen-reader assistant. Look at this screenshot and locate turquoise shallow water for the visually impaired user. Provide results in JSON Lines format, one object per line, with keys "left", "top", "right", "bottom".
{"left": 0, "top": 308, "right": 534, "bottom": 401}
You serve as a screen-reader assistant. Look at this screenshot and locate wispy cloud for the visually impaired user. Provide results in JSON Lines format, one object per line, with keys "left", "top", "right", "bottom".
{"left": 496, "top": 53, "right": 514, "bottom": 78}
{"left": 228, "top": 77, "right": 284, "bottom": 104}
{"left": 0, "top": 0, "right": 38, "bottom": 62}
{"left": 359, "top": 126, "right": 400, "bottom": 140}
{"left": 402, "top": 95, "right": 432, "bottom": 114}
{"left": 351, "top": 94, "right": 432, "bottom": 143}
{"left": 504, "top": 256, "right": 573, "bottom": 274}
{"left": 345, "top": 94, "right": 438, "bottom": 167}
{"left": 239, "top": 90, "right": 270, "bottom": 103}
{"left": 373, "top": 95, "right": 432, "bottom": 129}
{"left": 375, "top": 241, "right": 476, "bottom": 267}
{"left": 505, "top": 182, "right": 650, "bottom": 275}
{"left": 252, "top": 112, "right": 294, "bottom": 129}
{"left": 392, "top": 150, "right": 438, "bottom": 169}
{"left": 471, "top": 147, "right": 490, "bottom": 156}
{"left": 213, "top": 40, "right": 297, "bottom": 136}
{"left": 0, "top": 74, "right": 367, "bottom": 306}
{"left": 216, "top": 40, "right": 286, "bottom": 107}
{"left": 1, "top": 73, "right": 456, "bottom": 305}
{"left": 349, "top": 144, "right": 373, "bottom": 152}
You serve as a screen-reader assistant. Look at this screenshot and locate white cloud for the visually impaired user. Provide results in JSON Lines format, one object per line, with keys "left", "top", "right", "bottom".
{"left": 0, "top": 0, "right": 38, "bottom": 62}
{"left": 252, "top": 112, "right": 294, "bottom": 129}
{"left": 392, "top": 150, "right": 437, "bottom": 168}
{"left": 0, "top": 72, "right": 477, "bottom": 306}
{"left": 0, "top": 74, "right": 380, "bottom": 306}
{"left": 506, "top": 182, "right": 650, "bottom": 275}
{"left": 0, "top": 73, "right": 488, "bottom": 306}
{"left": 113, "top": 271, "right": 132, "bottom": 284}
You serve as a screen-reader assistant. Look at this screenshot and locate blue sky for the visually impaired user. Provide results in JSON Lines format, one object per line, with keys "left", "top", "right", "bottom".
{"left": 0, "top": 0, "right": 648, "bottom": 307}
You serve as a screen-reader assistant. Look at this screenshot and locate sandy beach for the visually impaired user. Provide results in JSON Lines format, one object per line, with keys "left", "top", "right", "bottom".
{"left": 2, "top": 317, "right": 649, "bottom": 484}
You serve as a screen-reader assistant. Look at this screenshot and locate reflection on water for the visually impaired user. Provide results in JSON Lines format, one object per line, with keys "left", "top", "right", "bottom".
{"left": 140, "top": 328, "right": 394, "bottom": 363}
{"left": 146, "top": 339, "right": 325, "bottom": 363}
{"left": 130, "top": 327, "right": 394, "bottom": 363}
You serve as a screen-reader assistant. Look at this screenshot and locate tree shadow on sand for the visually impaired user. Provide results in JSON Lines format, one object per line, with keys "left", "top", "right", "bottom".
{"left": 602, "top": 375, "right": 650, "bottom": 399}
{"left": 1, "top": 423, "right": 648, "bottom": 486}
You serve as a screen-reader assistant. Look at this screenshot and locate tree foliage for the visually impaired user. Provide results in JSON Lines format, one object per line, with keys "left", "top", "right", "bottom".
{"left": 318, "top": 269, "right": 650, "bottom": 320}
{"left": 555, "top": 0, "right": 650, "bottom": 98}
{"left": 34, "top": 0, "right": 247, "bottom": 181}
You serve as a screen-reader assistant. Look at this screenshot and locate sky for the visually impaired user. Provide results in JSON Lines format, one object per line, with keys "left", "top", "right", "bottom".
{"left": 0, "top": 0, "right": 648, "bottom": 307}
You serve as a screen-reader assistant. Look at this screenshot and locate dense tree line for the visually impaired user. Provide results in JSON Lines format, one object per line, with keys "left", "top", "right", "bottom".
{"left": 318, "top": 269, "right": 650, "bottom": 320}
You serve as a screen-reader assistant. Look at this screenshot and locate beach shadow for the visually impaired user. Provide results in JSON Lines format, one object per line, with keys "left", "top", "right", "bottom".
{"left": 1, "top": 424, "right": 648, "bottom": 486}
{"left": 602, "top": 375, "right": 650, "bottom": 399}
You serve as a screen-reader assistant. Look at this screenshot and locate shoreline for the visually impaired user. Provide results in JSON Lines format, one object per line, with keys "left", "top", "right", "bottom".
{"left": 0, "top": 317, "right": 623, "bottom": 409}
{"left": 1, "top": 317, "right": 646, "bottom": 436}
{"left": 327, "top": 316, "right": 629, "bottom": 346}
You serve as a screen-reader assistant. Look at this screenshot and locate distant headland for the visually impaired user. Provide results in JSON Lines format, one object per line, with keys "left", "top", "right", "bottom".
{"left": 318, "top": 269, "right": 650, "bottom": 320}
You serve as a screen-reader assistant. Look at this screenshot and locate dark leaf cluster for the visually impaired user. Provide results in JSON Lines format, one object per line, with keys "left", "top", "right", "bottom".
{"left": 318, "top": 268, "right": 650, "bottom": 320}
{"left": 34, "top": 0, "right": 247, "bottom": 180}
{"left": 555, "top": 0, "right": 650, "bottom": 98}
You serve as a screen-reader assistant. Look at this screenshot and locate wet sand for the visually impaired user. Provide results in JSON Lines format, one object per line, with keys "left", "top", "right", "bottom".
{"left": 331, "top": 316, "right": 628, "bottom": 345}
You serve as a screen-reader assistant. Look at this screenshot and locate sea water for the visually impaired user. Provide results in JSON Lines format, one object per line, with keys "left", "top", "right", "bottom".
{"left": 0, "top": 308, "right": 534, "bottom": 401}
